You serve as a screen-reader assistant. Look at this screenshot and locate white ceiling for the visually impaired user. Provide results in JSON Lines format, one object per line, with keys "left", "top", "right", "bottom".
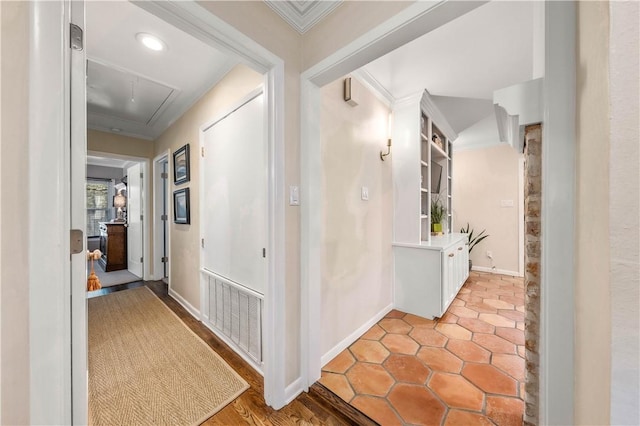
{"left": 86, "top": 1, "right": 238, "bottom": 140}
{"left": 361, "top": 1, "right": 536, "bottom": 147}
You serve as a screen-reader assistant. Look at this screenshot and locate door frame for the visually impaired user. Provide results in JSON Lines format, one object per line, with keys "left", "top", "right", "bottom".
{"left": 153, "top": 151, "right": 170, "bottom": 282}
{"left": 300, "top": 1, "right": 576, "bottom": 424}
{"left": 88, "top": 150, "right": 152, "bottom": 281}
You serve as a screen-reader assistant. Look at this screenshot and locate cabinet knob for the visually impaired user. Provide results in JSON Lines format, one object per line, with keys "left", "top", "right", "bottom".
{"left": 458, "top": 247, "right": 463, "bottom": 250}
{"left": 448, "top": 253, "right": 454, "bottom": 257}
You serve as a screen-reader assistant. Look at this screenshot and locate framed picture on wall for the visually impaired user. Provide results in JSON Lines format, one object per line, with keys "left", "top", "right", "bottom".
{"left": 173, "top": 188, "right": 190, "bottom": 224}
{"left": 173, "top": 144, "right": 190, "bottom": 185}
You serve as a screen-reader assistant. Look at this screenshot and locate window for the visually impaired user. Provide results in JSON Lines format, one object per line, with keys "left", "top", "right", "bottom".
{"left": 86, "top": 179, "right": 114, "bottom": 237}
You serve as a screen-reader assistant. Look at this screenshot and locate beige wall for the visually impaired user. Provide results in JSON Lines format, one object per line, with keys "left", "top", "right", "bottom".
{"left": 87, "top": 129, "right": 154, "bottom": 159}
{"left": 154, "top": 64, "right": 263, "bottom": 310}
{"left": 575, "top": 2, "right": 611, "bottom": 424}
{"left": 320, "top": 77, "right": 392, "bottom": 357}
{"left": 453, "top": 145, "right": 522, "bottom": 274}
{"left": 0, "top": 2, "right": 30, "bottom": 424}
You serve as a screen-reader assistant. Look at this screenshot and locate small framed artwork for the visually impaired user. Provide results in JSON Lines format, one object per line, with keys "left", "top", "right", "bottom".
{"left": 173, "top": 144, "right": 190, "bottom": 185}
{"left": 173, "top": 188, "right": 190, "bottom": 224}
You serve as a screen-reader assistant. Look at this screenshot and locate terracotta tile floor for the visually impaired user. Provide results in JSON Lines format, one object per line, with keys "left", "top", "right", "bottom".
{"left": 320, "top": 271, "right": 525, "bottom": 426}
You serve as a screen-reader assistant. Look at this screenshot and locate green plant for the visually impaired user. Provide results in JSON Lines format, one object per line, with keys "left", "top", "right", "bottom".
{"left": 431, "top": 197, "right": 446, "bottom": 225}
{"left": 460, "top": 223, "right": 489, "bottom": 253}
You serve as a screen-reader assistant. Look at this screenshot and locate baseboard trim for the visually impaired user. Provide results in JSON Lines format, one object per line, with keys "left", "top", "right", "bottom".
{"left": 472, "top": 265, "right": 522, "bottom": 277}
{"left": 168, "top": 288, "right": 201, "bottom": 319}
{"left": 320, "top": 303, "right": 394, "bottom": 367}
{"left": 284, "top": 377, "right": 304, "bottom": 405}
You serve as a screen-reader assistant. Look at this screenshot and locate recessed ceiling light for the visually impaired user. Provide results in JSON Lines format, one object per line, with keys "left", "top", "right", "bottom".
{"left": 135, "top": 32, "right": 166, "bottom": 52}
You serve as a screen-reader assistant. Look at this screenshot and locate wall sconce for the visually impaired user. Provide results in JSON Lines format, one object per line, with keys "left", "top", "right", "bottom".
{"left": 380, "top": 112, "right": 393, "bottom": 161}
{"left": 113, "top": 191, "right": 127, "bottom": 222}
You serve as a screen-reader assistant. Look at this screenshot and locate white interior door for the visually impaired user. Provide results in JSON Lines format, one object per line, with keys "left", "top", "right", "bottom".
{"left": 202, "top": 92, "right": 266, "bottom": 294}
{"left": 127, "top": 163, "right": 143, "bottom": 277}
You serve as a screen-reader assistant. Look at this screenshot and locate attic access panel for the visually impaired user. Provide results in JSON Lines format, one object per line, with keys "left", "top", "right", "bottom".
{"left": 87, "top": 59, "right": 175, "bottom": 125}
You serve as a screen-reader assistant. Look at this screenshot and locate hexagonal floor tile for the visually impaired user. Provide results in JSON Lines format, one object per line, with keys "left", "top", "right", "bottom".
{"left": 388, "top": 383, "right": 446, "bottom": 425}
{"left": 409, "top": 327, "right": 448, "bottom": 347}
{"left": 486, "top": 395, "right": 525, "bottom": 426}
{"left": 438, "top": 312, "right": 459, "bottom": 324}
{"left": 429, "top": 372, "right": 484, "bottom": 411}
{"left": 444, "top": 409, "right": 494, "bottom": 426}
{"left": 323, "top": 349, "right": 355, "bottom": 373}
{"left": 499, "top": 295, "right": 525, "bottom": 306}
{"left": 491, "top": 353, "right": 525, "bottom": 381}
{"left": 473, "top": 333, "right": 517, "bottom": 354}
{"left": 361, "top": 324, "right": 386, "bottom": 341}
{"left": 351, "top": 395, "right": 403, "bottom": 426}
{"left": 349, "top": 340, "right": 390, "bottom": 363}
{"left": 435, "top": 323, "right": 472, "bottom": 340}
{"left": 383, "top": 353, "right": 431, "bottom": 384}
{"left": 496, "top": 327, "right": 525, "bottom": 345}
{"left": 379, "top": 318, "right": 412, "bottom": 334}
{"left": 465, "top": 302, "right": 498, "bottom": 314}
{"left": 381, "top": 334, "right": 419, "bottom": 355}
{"left": 478, "top": 313, "right": 515, "bottom": 328}
{"left": 449, "top": 305, "right": 479, "bottom": 319}
{"left": 482, "top": 298, "right": 515, "bottom": 310}
{"left": 461, "top": 364, "right": 518, "bottom": 396}
{"left": 385, "top": 309, "right": 406, "bottom": 318}
{"left": 346, "top": 363, "right": 395, "bottom": 397}
{"left": 457, "top": 317, "right": 496, "bottom": 334}
{"left": 416, "top": 347, "right": 463, "bottom": 373}
{"left": 446, "top": 339, "right": 491, "bottom": 363}
{"left": 318, "top": 372, "right": 354, "bottom": 402}
{"left": 403, "top": 313, "right": 437, "bottom": 328}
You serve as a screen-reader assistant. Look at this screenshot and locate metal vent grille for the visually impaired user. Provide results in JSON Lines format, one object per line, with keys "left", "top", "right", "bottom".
{"left": 207, "top": 275, "right": 262, "bottom": 364}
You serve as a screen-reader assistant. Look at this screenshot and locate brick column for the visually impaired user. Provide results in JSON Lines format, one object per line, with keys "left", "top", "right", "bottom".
{"left": 523, "top": 124, "right": 541, "bottom": 425}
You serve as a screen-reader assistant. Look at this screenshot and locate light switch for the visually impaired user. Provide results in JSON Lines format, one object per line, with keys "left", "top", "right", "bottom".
{"left": 361, "top": 186, "right": 369, "bottom": 201}
{"left": 289, "top": 185, "right": 300, "bottom": 206}
{"left": 500, "top": 199, "right": 514, "bottom": 207}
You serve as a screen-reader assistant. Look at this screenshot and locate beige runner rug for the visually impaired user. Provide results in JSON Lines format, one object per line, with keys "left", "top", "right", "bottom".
{"left": 89, "top": 286, "right": 248, "bottom": 425}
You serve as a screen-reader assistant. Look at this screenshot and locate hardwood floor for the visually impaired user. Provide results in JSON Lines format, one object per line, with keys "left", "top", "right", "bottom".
{"left": 89, "top": 281, "right": 376, "bottom": 425}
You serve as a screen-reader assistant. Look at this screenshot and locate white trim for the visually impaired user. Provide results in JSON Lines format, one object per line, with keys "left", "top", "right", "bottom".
{"left": 138, "top": 2, "right": 287, "bottom": 409}
{"left": 351, "top": 69, "right": 395, "bottom": 108}
{"left": 152, "top": 151, "right": 170, "bottom": 282}
{"left": 518, "top": 156, "right": 525, "bottom": 277}
{"left": 472, "top": 265, "right": 522, "bottom": 278}
{"left": 29, "top": 1, "right": 75, "bottom": 423}
{"left": 284, "top": 377, "right": 304, "bottom": 405}
{"left": 320, "top": 304, "right": 393, "bottom": 367}
{"left": 168, "top": 288, "right": 201, "bottom": 319}
{"left": 263, "top": 0, "right": 342, "bottom": 34}
{"left": 540, "top": 2, "right": 576, "bottom": 424}
{"left": 300, "top": 0, "right": 487, "bottom": 392}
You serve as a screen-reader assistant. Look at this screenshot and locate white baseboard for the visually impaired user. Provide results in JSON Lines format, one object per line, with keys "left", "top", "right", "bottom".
{"left": 472, "top": 265, "right": 523, "bottom": 277}
{"left": 168, "top": 288, "right": 201, "bottom": 319}
{"left": 284, "top": 377, "right": 304, "bottom": 405}
{"left": 320, "top": 303, "right": 394, "bottom": 367}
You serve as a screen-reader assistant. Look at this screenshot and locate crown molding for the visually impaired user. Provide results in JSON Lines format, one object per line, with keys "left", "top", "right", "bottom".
{"left": 264, "top": 0, "right": 342, "bottom": 34}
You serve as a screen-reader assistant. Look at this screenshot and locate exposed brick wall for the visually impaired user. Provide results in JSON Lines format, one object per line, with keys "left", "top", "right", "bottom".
{"left": 523, "top": 124, "right": 542, "bottom": 425}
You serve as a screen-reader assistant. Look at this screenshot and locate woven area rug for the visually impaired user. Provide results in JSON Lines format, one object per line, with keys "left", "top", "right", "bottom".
{"left": 89, "top": 287, "right": 248, "bottom": 425}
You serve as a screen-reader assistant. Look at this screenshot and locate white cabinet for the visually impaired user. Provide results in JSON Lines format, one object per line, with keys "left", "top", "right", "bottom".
{"left": 393, "top": 234, "right": 469, "bottom": 319}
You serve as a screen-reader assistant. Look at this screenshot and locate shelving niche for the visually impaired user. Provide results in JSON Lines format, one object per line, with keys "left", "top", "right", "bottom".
{"left": 391, "top": 90, "right": 469, "bottom": 319}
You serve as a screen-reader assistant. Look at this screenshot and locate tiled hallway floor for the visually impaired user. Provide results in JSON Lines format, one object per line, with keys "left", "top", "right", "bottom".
{"left": 319, "top": 271, "right": 525, "bottom": 425}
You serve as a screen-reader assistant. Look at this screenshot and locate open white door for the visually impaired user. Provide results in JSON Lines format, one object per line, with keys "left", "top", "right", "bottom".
{"left": 127, "top": 163, "right": 143, "bottom": 277}
{"left": 70, "top": 1, "right": 88, "bottom": 424}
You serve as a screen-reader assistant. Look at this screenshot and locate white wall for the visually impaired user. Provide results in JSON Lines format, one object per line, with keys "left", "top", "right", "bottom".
{"left": 453, "top": 144, "right": 522, "bottom": 274}
{"left": 319, "top": 76, "right": 392, "bottom": 360}
{"left": 609, "top": 1, "right": 639, "bottom": 424}
{"left": 154, "top": 64, "right": 263, "bottom": 310}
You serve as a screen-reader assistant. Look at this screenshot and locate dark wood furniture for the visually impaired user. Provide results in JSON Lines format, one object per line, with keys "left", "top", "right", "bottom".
{"left": 99, "top": 222, "right": 127, "bottom": 272}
